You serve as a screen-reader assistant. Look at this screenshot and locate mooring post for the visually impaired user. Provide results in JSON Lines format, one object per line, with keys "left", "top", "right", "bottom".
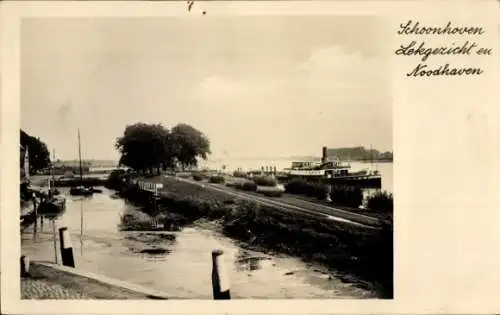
{"left": 40, "top": 213, "right": 44, "bottom": 231}
{"left": 52, "top": 220, "right": 58, "bottom": 264}
{"left": 59, "top": 227, "right": 75, "bottom": 267}
{"left": 32, "top": 194, "right": 38, "bottom": 233}
{"left": 20, "top": 255, "right": 30, "bottom": 277}
{"left": 212, "top": 249, "right": 231, "bottom": 300}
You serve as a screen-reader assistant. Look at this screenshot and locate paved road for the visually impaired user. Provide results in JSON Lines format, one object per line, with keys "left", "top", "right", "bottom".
{"left": 22, "top": 277, "right": 90, "bottom": 299}
{"left": 145, "top": 175, "right": 381, "bottom": 229}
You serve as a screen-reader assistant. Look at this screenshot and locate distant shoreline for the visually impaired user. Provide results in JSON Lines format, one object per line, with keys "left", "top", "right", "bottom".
{"left": 54, "top": 157, "right": 393, "bottom": 168}
{"left": 355, "top": 159, "right": 393, "bottom": 163}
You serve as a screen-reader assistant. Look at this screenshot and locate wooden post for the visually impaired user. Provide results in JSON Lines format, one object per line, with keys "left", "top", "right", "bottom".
{"left": 32, "top": 194, "right": 38, "bottom": 238}
{"left": 212, "top": 249, "right": 231, "bottom": 299}
{"left": 52, "top": 220, "right": 58, "bottom": 264}
{"left": 20, "top": 255, "right": 30, "bottom": 277}
{"left": 59, "top": 227, "right": 75, "bottom": 267}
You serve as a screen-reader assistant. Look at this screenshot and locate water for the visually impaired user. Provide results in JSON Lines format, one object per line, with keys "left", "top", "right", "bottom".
{"left": 21, "top": 187, "right": 375, "bottom": 299}
{"left": 201, "top": 159, "right": 393, "bottom": 193}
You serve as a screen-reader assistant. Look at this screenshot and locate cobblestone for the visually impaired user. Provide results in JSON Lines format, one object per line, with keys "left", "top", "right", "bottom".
{"left": 20, "top": 262, "right": 170, "bottom": 300}
{"left": 21, "top": 277, "right": 89, "bottom": 299}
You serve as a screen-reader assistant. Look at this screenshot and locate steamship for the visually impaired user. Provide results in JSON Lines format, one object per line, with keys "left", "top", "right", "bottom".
{"left": 281, "top": 147, "right": 382, "bottom": 188}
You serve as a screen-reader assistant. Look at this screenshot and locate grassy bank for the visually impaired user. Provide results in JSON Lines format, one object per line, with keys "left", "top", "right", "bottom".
{"left": 111, "top": 174, "right": 393, "bottom": 298}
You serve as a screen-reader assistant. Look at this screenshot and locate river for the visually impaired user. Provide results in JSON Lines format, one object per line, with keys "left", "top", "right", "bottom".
{"left": 21, "top": 186, "right": 375, "bottom": 299}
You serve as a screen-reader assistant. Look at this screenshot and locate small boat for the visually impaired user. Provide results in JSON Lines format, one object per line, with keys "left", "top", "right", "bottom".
{"left": 70, "top": 186, "right": 94, "bottom": 196}
{"left": 69, "top": 129, "right": 97, "bottom": 196}
{"left": 38, "top": 195, "right": 66, "bottom": 217}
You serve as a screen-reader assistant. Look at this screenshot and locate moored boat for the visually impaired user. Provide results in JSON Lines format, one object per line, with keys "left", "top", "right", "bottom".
{"left": 68, "top": 129, "right": 99, "bottom": 196}
{"left": 281, "top": 147, "right": 382, "bottom": 188}
{"left": 38, "top": 195, "right": 66, "bottom": 218}
{"left": 70, "top": 186, "right": 94, "bottom": 196}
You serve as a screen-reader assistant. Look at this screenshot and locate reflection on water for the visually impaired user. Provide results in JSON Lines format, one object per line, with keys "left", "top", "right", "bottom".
{"left": 21, "top": 187, "right": 375, "bottom": 299}
{"left": 123, "top": 232, "right": 176, "bottom": 258}
{"left": 235, "top": 250, "right": 272, "bottom": 272}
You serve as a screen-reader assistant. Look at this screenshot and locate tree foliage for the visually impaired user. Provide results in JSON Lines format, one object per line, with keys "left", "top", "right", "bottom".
{"left": 115, "top": 122, "right": 210, "bottom": 172}
{"left": 20, "top": 130, "right": 51, "bottom": 174}
{"left": 170, "top": 123, "right": 211, "bottom": 169}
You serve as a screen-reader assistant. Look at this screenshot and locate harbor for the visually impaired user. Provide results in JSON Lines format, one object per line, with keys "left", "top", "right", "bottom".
{"left": 21, "top": 184, "right": 375, "bottom": 299}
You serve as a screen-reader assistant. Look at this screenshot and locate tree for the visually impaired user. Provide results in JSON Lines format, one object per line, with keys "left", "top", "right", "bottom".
{"left": 115, "top": 122, "right": 211, "bottom": 173}
{"left": 20, "top": 130, "right": 51, "bottom": 174}
{"left": 115, "top": 123, "right": 174, "bottom": 173}
{"left": 170, "top": 123, "right": 211, "bottom": 170}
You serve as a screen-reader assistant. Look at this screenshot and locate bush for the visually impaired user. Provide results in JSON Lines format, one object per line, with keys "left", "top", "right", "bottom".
{"left": 252, "top": 176, "right": 277, "bottom": 187}
{"left": 262, "top": 190, "right": 283, "bottom": 197}
{"left": 209, "top": 175, "right": 225, "bottom": 184}
{"left": 241, "top": 181, "right": 257, "bottom": 191}
{"left": 192, "top": 172, "right": 204, "bottom": 181}
{"left": 233, "top": 170, "right": 247, "bottom": 178}
{"left": 330, "top": 186, "right": 363, "bottom": 208}
{"left": 285, "top": 179, "right": 325, "bottom": 199}
{"left": 366, "top": 191, "right": 393, "bottom": 214}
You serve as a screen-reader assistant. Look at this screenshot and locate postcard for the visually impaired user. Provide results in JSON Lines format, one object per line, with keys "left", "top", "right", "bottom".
{"left": 1, "top": 0, "right": 499, "bottom": 314}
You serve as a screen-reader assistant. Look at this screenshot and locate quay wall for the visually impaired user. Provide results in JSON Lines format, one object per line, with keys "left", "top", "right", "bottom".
{"left": 22, "top": 261, "right": 171, "bottom": 299}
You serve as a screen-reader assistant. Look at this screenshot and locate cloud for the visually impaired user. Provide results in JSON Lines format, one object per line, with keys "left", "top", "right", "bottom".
{"left": 187, "top": 45, "right": 391, "bottom": 158}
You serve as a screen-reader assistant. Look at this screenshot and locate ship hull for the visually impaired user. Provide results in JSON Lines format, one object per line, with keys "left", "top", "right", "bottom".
{"left": 279, "top": 174, "right": 382, "bottom": 189}
{"left": 328, "top": 175, "right": 382, "bottom": 188}
{"left": 38, "top": 197, "right": 66, "bottom": 216}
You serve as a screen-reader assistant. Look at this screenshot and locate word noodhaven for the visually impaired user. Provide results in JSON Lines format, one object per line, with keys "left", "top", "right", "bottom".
{"left": 407, "top": 63, "right": 483, "bottom": 77}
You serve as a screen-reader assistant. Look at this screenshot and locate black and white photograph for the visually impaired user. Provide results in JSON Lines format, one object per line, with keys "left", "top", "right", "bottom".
{"left": 17, "top": 8, "right": 394, "bottom": 301}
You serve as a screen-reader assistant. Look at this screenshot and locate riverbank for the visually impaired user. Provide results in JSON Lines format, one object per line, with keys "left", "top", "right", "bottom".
{"left": 112, "top": 174, "right": 393, "bottom": 298}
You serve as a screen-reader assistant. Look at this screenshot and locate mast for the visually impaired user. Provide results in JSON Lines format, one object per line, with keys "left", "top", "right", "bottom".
{"left": 370, "top": 144, "right": 373, "bottom": 171}
{"left": 78, "top": 129, "right": 83, "bottom": 181}
{"left": 50, "top": 149, "right": 55, "bottom": 191}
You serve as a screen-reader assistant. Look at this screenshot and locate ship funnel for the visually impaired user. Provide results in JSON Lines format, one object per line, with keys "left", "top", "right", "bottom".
{"left": 321, "top": 146, "right": 327, "bottom": 164}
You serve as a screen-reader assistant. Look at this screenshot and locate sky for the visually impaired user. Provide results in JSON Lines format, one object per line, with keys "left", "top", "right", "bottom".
{"left": 21, "top": 16, "right": 391, "bottom": 161}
